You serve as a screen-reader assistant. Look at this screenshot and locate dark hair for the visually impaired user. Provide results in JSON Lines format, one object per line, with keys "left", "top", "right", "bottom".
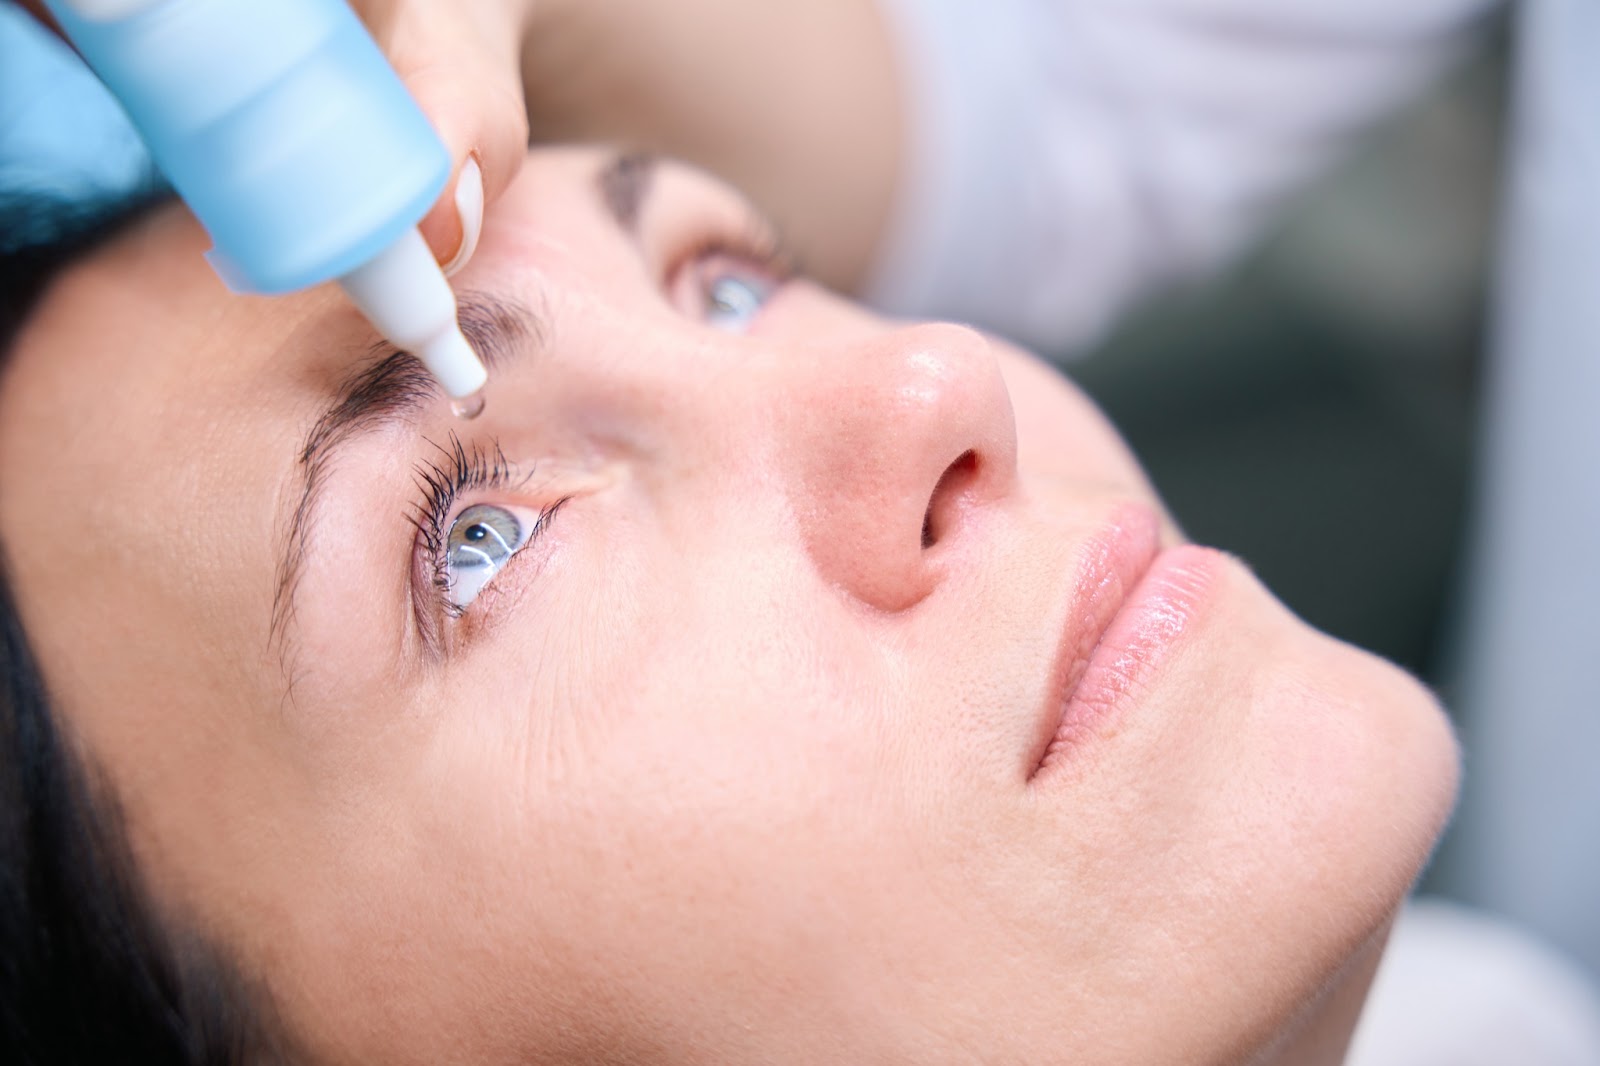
{"left": 0, "top": 186, "right": 296, "bottom": 1063}
{"left": 0, "top": 179, "right": 165, "bottom": 351}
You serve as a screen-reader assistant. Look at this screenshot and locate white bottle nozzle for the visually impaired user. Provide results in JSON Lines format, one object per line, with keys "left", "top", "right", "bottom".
{"left": 339, "top": 228, "right": 488, "bottom": 400}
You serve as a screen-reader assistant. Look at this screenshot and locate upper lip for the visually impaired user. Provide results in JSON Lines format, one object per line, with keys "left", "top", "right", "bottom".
{"left": 1025, "top": 504, "right": 1162, "bottom": 777}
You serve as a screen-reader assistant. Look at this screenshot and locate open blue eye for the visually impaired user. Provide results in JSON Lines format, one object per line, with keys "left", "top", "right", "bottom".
{"left": 703, "top": 271, "right": 772, "bottom": 333}
{"left": 445, "top": 503, "right": 530, "bottom": 607}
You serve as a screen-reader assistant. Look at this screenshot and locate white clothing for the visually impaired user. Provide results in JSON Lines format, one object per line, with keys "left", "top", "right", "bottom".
{"left": 866, "top": 0, "right": 1494, "bottom": 352}
{"left": 1350, "top": 899, "right": 1600, "bottom": 1066}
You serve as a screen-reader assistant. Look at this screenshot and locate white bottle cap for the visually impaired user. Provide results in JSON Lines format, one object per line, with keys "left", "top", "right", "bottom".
{"left": 338, "top": 228, "right": 488, "bottom": 400}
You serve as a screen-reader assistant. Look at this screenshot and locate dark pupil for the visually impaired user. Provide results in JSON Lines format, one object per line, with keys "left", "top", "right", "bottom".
{"left": 465, "top": 523, "right": 489, "bottom": 543}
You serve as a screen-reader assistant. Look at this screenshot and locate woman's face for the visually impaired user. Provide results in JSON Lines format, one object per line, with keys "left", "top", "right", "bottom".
{"left": 0, "top": 148, "right": 1456, "bottom": 1064}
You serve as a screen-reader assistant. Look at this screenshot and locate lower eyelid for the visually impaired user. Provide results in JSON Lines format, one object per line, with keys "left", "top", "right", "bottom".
{"left": 443, "top": 501, "right": 547, "bottom": 607}
{"left": 441, "top": 496, "right": 575, "bottom": 621}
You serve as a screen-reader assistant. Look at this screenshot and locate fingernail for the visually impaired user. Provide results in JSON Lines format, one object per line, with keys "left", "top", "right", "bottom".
{"left": 443, "top": 156, "right": 483, "bottom": 277}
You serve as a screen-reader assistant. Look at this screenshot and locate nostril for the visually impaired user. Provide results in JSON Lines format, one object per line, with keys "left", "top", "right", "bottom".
{"left": 923, "top": 450, "right": 978, "bottom": 550}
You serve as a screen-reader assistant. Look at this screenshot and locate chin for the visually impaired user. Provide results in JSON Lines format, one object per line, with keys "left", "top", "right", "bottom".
{"left": 1245, "top": 587, "right": 1462, "bottom": 967}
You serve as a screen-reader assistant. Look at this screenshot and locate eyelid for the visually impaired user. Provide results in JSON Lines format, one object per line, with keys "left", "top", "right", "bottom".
{"left": 407, "top": 437, "right": 538, "bottom": 650}
{"left": 668, "top": 221, "right": 794, "bottom": 286}
{"left": 656, "top": 194, "right": 796, "bottom": 291}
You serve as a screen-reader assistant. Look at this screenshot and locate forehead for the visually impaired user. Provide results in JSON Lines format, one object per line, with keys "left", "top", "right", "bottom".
{"left": 0, "top": 203, "right": 332, "bottom": 687}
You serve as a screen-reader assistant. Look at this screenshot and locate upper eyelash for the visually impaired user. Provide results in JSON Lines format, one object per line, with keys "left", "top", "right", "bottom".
{"left": 674, "top": 217, "right": 801, "bottom": 286}
{"left": 408, "top": 434, "right": 528, "bottom": 621}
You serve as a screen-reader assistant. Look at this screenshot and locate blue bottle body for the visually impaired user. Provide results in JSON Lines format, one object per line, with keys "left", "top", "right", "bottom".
{"left": 44, "top": 0, "right": 451, "bottom": 294}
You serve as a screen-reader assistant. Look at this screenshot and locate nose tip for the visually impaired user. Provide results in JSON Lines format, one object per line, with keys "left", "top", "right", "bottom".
{"left": 792, "top": 322, "right": 1019, "bottom": 612}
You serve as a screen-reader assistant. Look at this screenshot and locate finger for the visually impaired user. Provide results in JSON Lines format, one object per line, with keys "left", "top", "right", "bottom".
{"left": 386, "top": 11, "right": 531, "bottom": 271}
{"left": 409, "top": 69, "right": 528, "bottom": 271}
{"left": 439, "top": 155, "right": 484, "bottom": 277}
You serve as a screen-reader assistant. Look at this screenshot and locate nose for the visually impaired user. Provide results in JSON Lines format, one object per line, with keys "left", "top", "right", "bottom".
{"left": 782, "top": 322, "right": 1019, "bottom": 612}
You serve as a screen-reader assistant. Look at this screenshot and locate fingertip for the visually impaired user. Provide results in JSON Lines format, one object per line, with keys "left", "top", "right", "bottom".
{"left": 419, "top": 186, "right": 463, "bottom": 268}
{"left": 443, "top": 156, "right": 483, "bottom": 277}
{"left": 418, "top": 153, "right": 483, "bottom": 274}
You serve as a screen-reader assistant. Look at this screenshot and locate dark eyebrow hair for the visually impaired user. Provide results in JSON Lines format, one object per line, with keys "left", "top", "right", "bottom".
{"left": 267, "top": 150, "right": 662, "bottom": 670}
{"left": 597, "top": 151, "right": 657, "bottom": 236}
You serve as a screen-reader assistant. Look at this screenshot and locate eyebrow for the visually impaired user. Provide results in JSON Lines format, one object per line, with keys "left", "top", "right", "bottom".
{"left": 268, "top": 151, "right": 661, "bottom": 661}
{"left": 597, "top": 151, "right": 657, "bottom": 236}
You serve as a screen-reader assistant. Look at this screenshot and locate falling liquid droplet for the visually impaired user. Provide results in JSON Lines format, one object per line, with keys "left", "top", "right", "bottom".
{"left": 451, "top": 391, "right": 486, "bottom": 421}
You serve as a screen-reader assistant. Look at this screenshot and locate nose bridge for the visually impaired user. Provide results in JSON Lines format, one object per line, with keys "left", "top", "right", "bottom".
{"left": 783, "top": 322, "right": 1019, "bottom": 612}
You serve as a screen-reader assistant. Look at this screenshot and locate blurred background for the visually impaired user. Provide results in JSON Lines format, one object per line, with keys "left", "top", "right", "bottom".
{"left": 1069, "top": 24, "right": 1506, "bottom": 702}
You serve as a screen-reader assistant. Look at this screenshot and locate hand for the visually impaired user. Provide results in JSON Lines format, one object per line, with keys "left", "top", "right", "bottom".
{"left": 347, "top": 0, "right": 535, "bottom": 274}
{"left": 20, "top": 0, "right": 534, "bottom": 275}
{"left": 23, "top": 0, "right": 903, "bottom": 289}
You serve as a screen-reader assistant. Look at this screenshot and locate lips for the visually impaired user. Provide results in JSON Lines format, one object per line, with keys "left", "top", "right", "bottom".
{"left": 1027, "top": 507, "right": 1218, "bottom": 780}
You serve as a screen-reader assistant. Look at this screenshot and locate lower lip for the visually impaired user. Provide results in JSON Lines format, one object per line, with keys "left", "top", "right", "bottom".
{"left": 1032, "top": 544, "right": 1223, "bottom": 778}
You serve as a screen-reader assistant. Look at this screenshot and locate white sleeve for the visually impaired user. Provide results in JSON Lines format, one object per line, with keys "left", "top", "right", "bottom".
{"left": 1346, "top": 899, "right": 1600, "bottom": 1066}
{"left": 864, "top": 0, "right": 1495, "bottom": 353}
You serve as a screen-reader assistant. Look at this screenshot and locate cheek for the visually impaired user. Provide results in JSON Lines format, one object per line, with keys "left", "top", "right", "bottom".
{"left": 996, "top": 347, "right": 1156, "bottom": 494}
{"left": 1154, "top": 596, "right": 1460, "bottom": 987}
{"left": 1250, "top": 629, "right": 1461, "bottom": 887}
{"left": 574, "top": 575, "right": 898, "bottom": 834}
{"left": 482, "top": 496, "right": 907, "bottom": 880}
{"left": 441, "top": 578, "right": 914, "bottom": 1039}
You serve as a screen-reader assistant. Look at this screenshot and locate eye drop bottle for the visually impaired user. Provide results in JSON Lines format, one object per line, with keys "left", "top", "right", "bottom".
{"left": 41, "top": 0, "right": 489, "bottom": 405}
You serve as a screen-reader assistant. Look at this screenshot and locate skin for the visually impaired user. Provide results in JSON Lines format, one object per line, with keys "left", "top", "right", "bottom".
{"left": 0, "top": 149, "right": 1457, "bottom": 1064}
